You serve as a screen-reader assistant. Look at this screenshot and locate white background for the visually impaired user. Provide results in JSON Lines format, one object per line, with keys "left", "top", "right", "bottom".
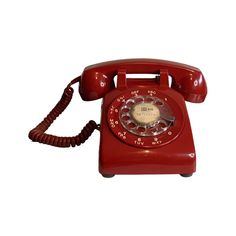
{"left": 0, "top": 0, "right": 235, "bottom": 235}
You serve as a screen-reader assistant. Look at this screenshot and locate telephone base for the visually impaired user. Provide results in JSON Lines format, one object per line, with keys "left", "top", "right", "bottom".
{"left": 99, "top": 81, "right": 197, "bottom": 177}
{"left": 180, "top": 173, "right": 193, "bottom": 177}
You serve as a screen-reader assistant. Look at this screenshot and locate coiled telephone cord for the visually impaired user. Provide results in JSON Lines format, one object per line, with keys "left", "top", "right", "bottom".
{"left": 28, "top": 76, "right": 100, "bottom": 147}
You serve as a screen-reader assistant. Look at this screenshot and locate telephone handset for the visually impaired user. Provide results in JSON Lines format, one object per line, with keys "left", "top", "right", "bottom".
{"left": 29, "top": 59, "right": 207, "bottom": 177}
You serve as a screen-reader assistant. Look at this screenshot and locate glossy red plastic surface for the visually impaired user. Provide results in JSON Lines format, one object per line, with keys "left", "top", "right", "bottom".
{"left": 79, "top": 59, "right": 207, "bottom": 103}
{"left": 78, "top": 59, "right": 207, "bottom": 176}
{"left": 99, "top": 85, "right": 196, "bottom": 175}
{"left": 99, "top": 79, "right": 196, "bottom": 175}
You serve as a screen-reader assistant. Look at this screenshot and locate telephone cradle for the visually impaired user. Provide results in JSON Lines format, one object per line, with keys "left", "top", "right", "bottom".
{"left": 29, "top": 59, "right": 207, "bottom": 177}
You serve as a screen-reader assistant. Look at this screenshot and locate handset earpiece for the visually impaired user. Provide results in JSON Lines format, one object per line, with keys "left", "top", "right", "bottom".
{"left": 171, "top": 70, "right": 207, "bottom": 103}
{"left": 79, "top": 69, "right": 115, "bottom": 101}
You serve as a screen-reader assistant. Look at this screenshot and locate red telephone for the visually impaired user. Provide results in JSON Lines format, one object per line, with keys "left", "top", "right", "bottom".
{"left": 29, "top": 59, "right": 207, "bottom": 177}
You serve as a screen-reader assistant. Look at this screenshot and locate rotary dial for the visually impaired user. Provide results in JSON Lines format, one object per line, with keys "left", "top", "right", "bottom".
{"left": 119, "top": 96, "right": 175, "bottom": 136}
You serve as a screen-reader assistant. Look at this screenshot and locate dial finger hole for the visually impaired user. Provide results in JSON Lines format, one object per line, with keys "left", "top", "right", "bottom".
{"left": 159, "top": 121, "right": 167, "bottom": 129}
{"left": 121, "top": 107, "right": 130, "bottom": 113}
{"left": 122, "top": 115, "right": 130, "bottom": 121}
{"left": 134, "top": 97, "right": 144, "bottom": 103}
{"left": 127, "top": 122, "right": 136, "bottom": 129}
{"left": 145, "top": 97, "right": 155, "bottom": 103}
{"left": 126, "top": 100, "right": 135, "bottom": 107}
{"left": 155, "top": 100, "right": 163, "bottom": 106}
{"left": 137, "top": 127, "right": 146, "bottom": 133}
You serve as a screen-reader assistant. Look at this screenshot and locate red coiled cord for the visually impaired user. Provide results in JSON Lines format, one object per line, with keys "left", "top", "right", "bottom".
{"left": 28, "top": 76, "right": 100, "bottom": 147}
